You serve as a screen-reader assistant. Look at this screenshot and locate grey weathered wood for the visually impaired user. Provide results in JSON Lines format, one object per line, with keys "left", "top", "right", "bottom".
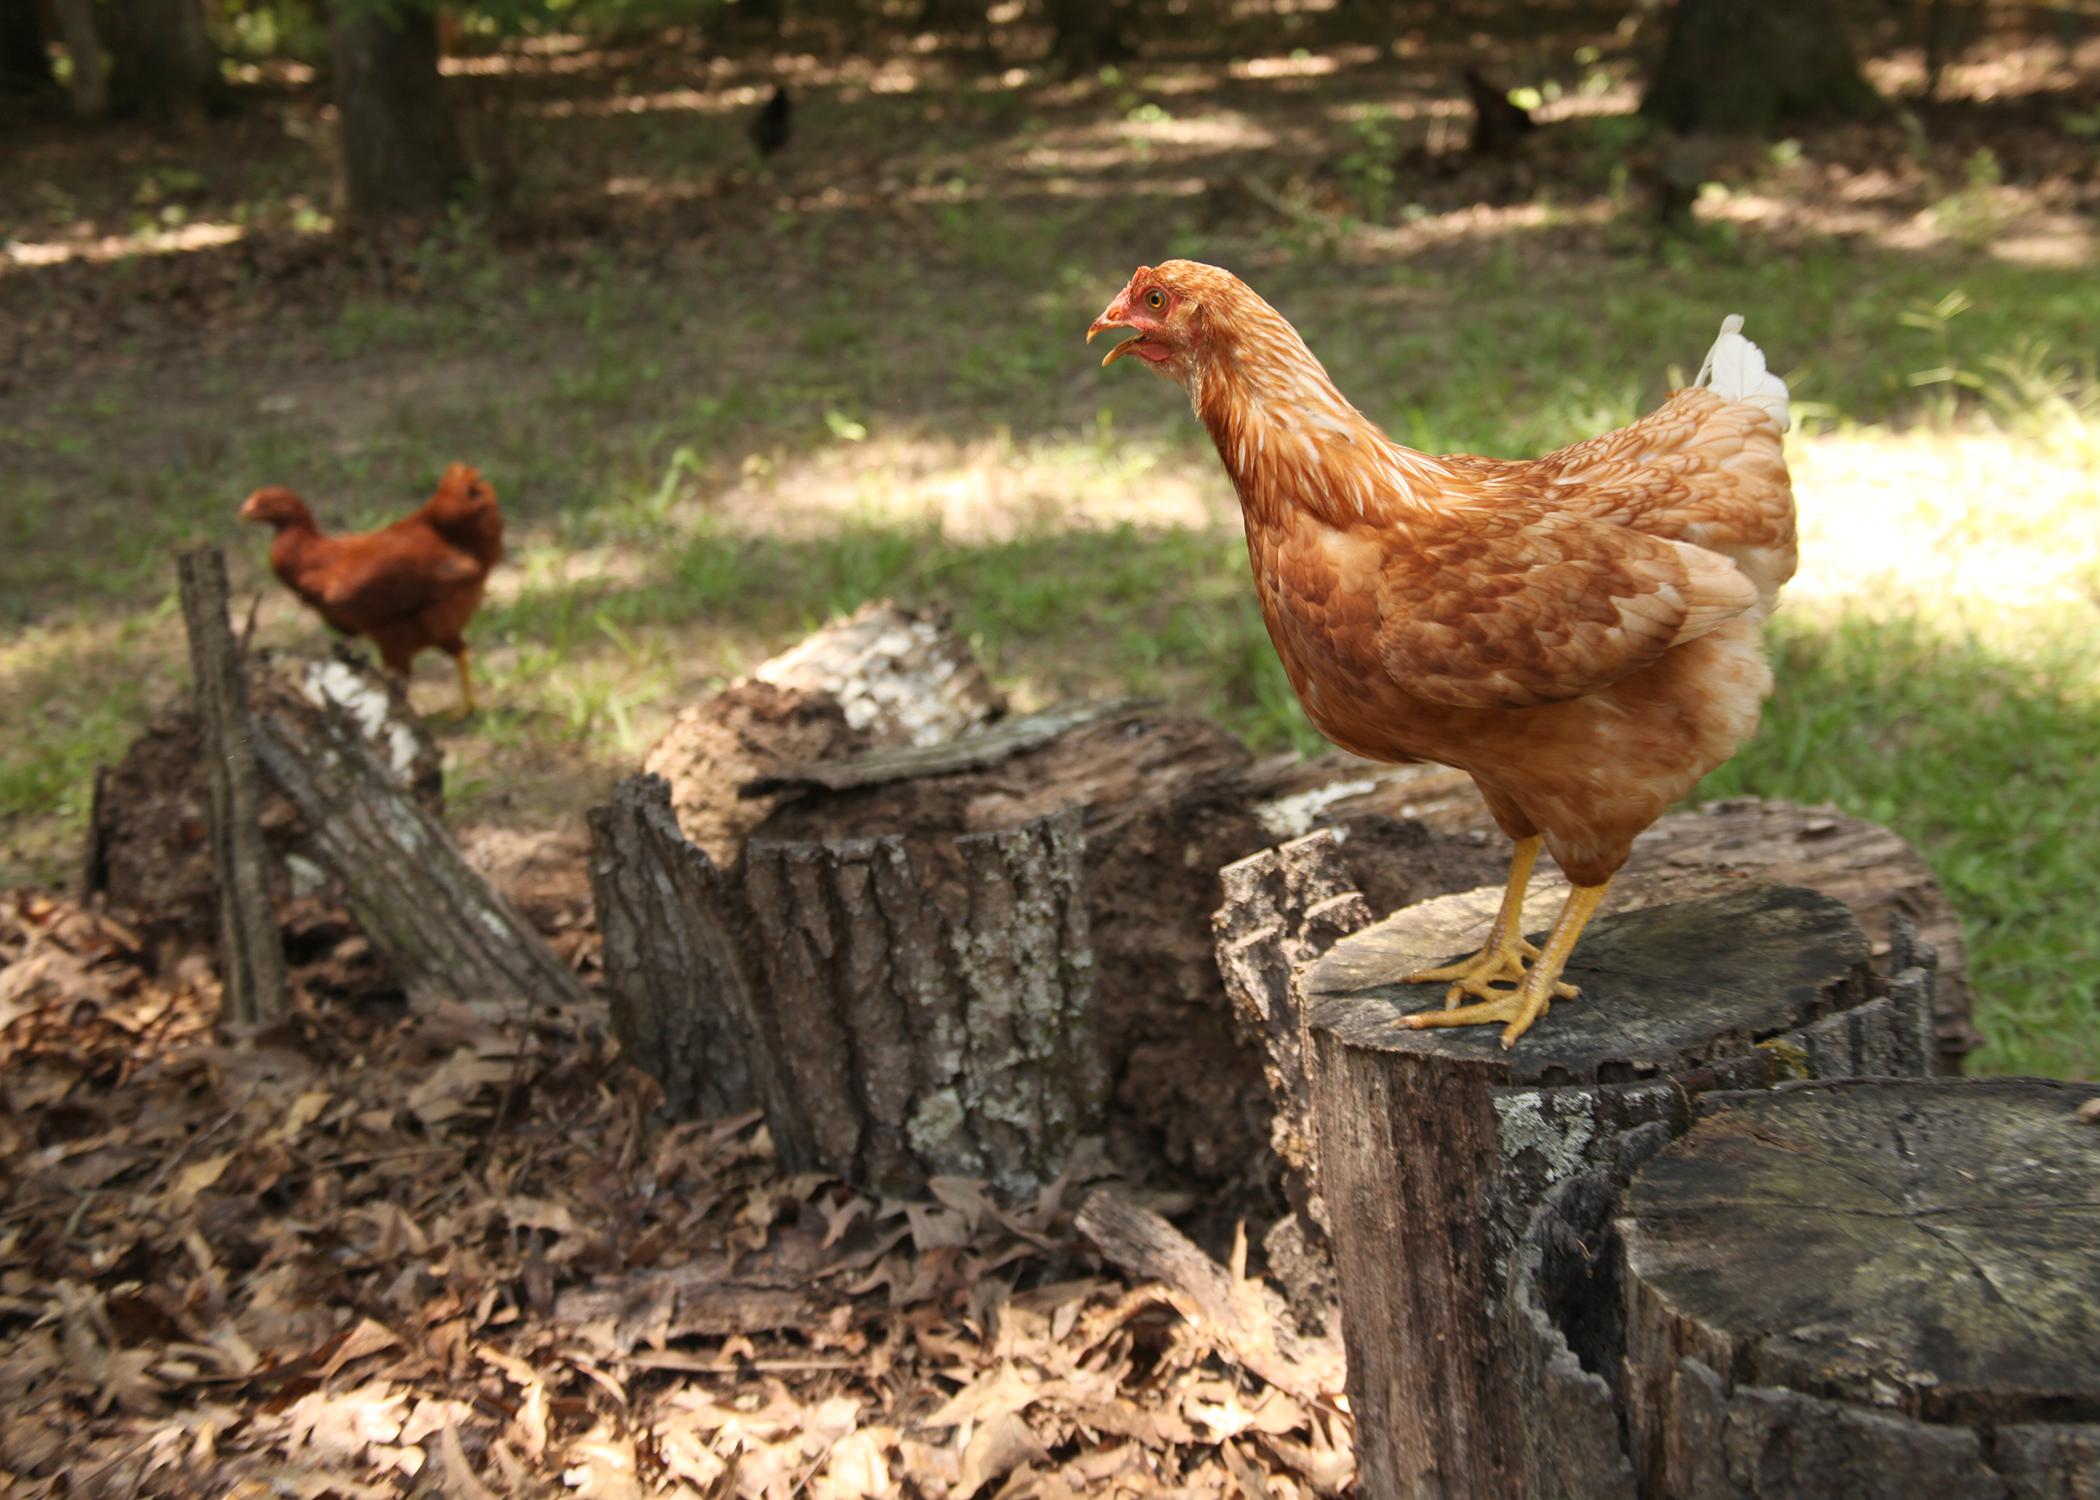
{"left": 1621, "top": 1077, "right": 2100, "bottom": 1499}
{"left": 1211, "top": 829, "right": 1374, "bottom": 1242}
{"left": 586, "top": 775, "right": 770, "bottom": 1121}
{"left": 1501, "top": 1152, "right": 1658, "bottom": 1500}
{"left": 249, "top": 679, "right": 586, "bottom": 1014}
{"left": 1307, "top": 883, "right": 1932, "bottom": 1500}
{"left": 176, "top": 545, "right": 288, "bottom": 1028}
{"left": 742, "top": 698, "right": 1155, "bottom": 796}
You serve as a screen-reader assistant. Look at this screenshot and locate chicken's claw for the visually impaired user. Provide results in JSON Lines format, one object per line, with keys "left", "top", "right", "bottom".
{"left": 1398, "top": 975, "right": 1559, "bottom": 1050}
{"left": 1404, "top": 939, "right": 1579, "bottom": 1008}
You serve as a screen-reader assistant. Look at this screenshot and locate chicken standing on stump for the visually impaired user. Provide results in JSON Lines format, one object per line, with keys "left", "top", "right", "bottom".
{"left": 1090, "top": 262, "right": 1795, "bottom": 1046}
{"left": 748, "top": 84, "right": 791, "bottom": 158}
{"left": 239, "top": 463, "right": 504, "bottom": 714}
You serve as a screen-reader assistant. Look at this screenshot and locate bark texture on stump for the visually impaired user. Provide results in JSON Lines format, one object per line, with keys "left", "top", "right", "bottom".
{"left": 1621, "top": 1078, "right": 2100, "bottom": 1500}
{"left": 587, "top": 775, "right": 769, "bottom": 1124}
{"left": 177, "top": 547, "right": 288, "bottom": 1028}
{"left": 250, "top": 668, "right": 585, "bottom": 1013}
{"left": 1306, "top": 883, "right": 1932, "bottom": 1500}
{"left": 743, "top": 807, "right": 1101, "bottom": 1192}
{"left": 592, "top": 773, "right": 1104, "bottom": 1194}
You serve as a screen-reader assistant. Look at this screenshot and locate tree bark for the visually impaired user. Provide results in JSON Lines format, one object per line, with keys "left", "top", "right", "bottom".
{"left": 592, "top": 775, "right": 1105, "bottom": 1194}
{"left": 0, "top": 0, "right": 52, "bottom": 94}
{"left": 588, "top": 776, "right": 769, "bottom": 1121}
{"left": 177, "top": 547, "right": 289, "bottom": 1030}
{"left": 102, "top": 0, "right": 215, "bottom": 123}
{"left": 1305, "top": 882, "right": 1933, "bottom": 1499}
{"left": 248, "top": 672, "right": 586, "bottom": 1014}
{"left": 1043, "top": 0, "right": 1134, "bottom": 71}
{"left": 1620, "top": 1078, "right": 2100, "bottom": 1498}
{"left": 330, "top": 0, "right": 470, "bottom": 227}
{"left": 1641, "top": 0, "right": 1880, "bottom": 135}
{"left": 48, "top": 0, "right": 106, "bottom": 118}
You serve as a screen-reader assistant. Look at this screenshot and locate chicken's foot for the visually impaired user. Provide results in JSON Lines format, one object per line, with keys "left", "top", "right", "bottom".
{"left": 453, "top": 649, "right": 478, "bottom": 717}
{"left": 1403, "top": 836, "right": 1578, "bottom": 1006}
{"left": 1400, "top": 878, "right": 1612, "bottom": 1048}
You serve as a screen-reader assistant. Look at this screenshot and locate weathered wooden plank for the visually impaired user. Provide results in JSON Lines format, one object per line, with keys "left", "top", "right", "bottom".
{"left": 176, "top": 545, "right": 288, "bottom": 1028}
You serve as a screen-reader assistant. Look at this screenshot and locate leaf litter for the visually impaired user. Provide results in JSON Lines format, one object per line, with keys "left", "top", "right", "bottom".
{"left": 0, "top": 889, "right": 1352, "bottom": 1497}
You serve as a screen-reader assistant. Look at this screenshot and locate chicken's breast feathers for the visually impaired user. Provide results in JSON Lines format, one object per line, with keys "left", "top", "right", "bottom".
{"left": 1349, "top": 507, "right": 1759, "bottom": 711}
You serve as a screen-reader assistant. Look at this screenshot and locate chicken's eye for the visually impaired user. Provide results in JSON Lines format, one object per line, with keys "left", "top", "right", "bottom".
{"left": 1144, "top": 288, "right": 1167, "bottom": 312}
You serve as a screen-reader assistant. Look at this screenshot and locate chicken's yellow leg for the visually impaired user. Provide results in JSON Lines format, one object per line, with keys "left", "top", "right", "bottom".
{"left": 454, "top": 649, "right": 477, "bottom": 716}
{"left": 1400, "top": 878, "right": 1612, "bottom": 1048}
{"left": 1402, "top": 837, "right": 1577, "bottom": 1007}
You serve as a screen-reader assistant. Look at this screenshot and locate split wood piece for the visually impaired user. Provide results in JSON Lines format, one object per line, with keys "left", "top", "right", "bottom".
{"left": 1075, "top": 1187, "right": 1345, "bottom": 1407}
{"left": 743, "top": 698, "right": 1156, "bottom": 796}
{"left": 248, "top": 672, "right": 587, "bottom": 1014}
{"left": 1305, "top": 883, "right": 1932, "bottom": 1500}
{"left": 1621, "top": 1077, "right": 2100, "bottom": 1499}
{"left": 175, "top": 545, "right": 288, "bottom": 1028}
{"left": 591, "top": 774, "right": 1105, "bottom": 1194}
{"left": 1211, "top": 829, "right": 1374, "bottom": 1244}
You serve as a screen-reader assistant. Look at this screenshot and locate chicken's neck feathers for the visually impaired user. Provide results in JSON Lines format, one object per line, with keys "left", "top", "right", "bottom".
{"left": 1195, "top": 314, "right": 1452, "bottom": 530}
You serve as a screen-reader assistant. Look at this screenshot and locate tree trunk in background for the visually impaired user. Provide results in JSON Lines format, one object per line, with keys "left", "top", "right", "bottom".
{"left": 330, "top": 1, "right": 470, "bottom": 227}
{"left": 0, "top": 0, "right": 53, "bottom": 94}
{"left": 49, "top": 0, "right": 108, "bottom": 118}
{"left": 102, "top": 0, "right": 216, "bottom": 123}
{"left": 1641, "top": 0, "right": 1879, "bottom": 135}
{"left": 1044, "top": 0, "right": 1133, "bottom": 71}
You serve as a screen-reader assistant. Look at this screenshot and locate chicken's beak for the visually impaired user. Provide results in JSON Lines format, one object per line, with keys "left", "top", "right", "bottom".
{"left": 1088, "top": 298, "right": 1143, "bottom": 368}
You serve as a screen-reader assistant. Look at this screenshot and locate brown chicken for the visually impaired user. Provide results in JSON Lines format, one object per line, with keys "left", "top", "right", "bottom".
{"left": 238, "top": 463, "right": 504, "bottom": 714}
{"left": 1090, "top": 261, "right": 1795, "bottom": 1046}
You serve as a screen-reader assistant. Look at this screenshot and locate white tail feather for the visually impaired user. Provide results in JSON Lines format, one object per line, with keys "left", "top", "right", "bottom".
{"left": 1694, "top": 313, "right": 1790, "bottom": 431}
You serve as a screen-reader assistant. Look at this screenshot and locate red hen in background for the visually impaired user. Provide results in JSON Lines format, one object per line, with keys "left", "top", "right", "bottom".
{"left": 1090, "top": 260, "right": 1795, "bottom": 1046}
{"left": 239, "top": 463, "right": 504, "bottom": 714}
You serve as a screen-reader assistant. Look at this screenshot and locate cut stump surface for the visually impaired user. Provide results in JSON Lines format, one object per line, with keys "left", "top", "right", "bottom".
{"left": 1623, "top": 1077, "right": 2100, "bottom": 1429}
{"left": 1308, "top": 882, "right": 1877, "bottom": 1082}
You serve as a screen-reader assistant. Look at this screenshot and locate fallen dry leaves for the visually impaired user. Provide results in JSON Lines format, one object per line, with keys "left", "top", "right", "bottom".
{"left": 0, "top": 890, "right": 1352, "bottom": 1497}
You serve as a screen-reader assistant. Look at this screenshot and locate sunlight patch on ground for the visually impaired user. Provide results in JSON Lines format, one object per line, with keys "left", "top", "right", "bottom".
{"left": 2, "top": 220, "right": 247, "bottom": 269}
{"left": 705, "top": 430, "right": 1233, "bottom": 540}
{"left": 1788, "top": 428, "right": 2100, "bottom": 612}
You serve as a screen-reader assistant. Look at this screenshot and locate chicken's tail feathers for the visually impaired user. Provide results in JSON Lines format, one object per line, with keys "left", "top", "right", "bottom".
{"left": 1694, "top": 314, "right": 1791, "bottom": 431}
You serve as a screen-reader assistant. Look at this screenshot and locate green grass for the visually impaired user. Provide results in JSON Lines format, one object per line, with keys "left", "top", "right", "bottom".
{"left": 6, "top": 64, "right": 2100, "bottom": 1080}
{"left": 1704, "top": 613, "right": 2100, "bottom": 1079}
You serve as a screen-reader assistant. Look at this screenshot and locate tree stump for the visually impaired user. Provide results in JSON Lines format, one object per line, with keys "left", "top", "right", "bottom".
{"left": 1619, "top": 1078, "right": 2100, "bottom": 1499}
{"left": 1303, "top": 882, "right": 1934, "bottom": 1499}
{"left": 591, "top": 774, "right": 1104, "bottom": 1194}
